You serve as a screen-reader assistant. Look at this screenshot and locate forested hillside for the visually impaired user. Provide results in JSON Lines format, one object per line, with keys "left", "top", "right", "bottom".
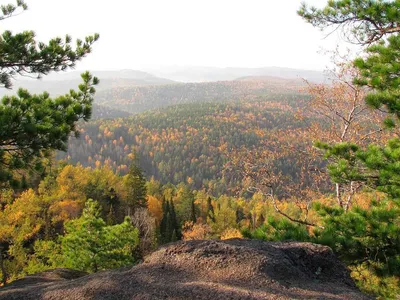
{"left": 2, "top": 0, "right": 400, "bottom": 299}
{"left": 61, "top": 96, "right": 323, "bottom": 196}
{"left": 91, "top": 104, "right": 130, "bottom": 119}
{"left": 94, "top": 77, "right": 304, "bottom": 114}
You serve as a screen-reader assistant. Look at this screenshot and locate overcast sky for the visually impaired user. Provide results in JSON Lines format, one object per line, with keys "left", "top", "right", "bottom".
{"left": 3, "top": 0, "right": 360, "bottom": 71}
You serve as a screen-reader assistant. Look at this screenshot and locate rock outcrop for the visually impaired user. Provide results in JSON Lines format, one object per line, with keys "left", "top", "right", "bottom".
{"left": 0, "top": 239, "right": 370, "bottom": 299}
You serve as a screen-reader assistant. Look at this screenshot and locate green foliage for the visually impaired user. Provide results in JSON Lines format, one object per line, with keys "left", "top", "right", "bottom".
{"left": 351, "top": 263, "right": 399, "bottom": 299}
{"left": 0, "top": 1, "right": 99, "bottom": 187}
{"left": 315, "top": 142, "right": 364, "bottom": 184}
{"left": 314, "top": 201, "right": 400, "bottom": 298}
{"left": 300, "top": 2, "right": 400, "bottom": 296}
{"left": 357, "top": 139, "right": 400, "bottom": 200}
{"left": 298, "top": 0, "right": 400, "bottom": 44}
{"left": 209, "top": 196, "right": 237, "bottom": 236}
{"left": 299, "top": 0, "right": 400, "bottom": 195}
{"left": 315, "top": 201, "right": 400, "bottom": 273}
{"left": 0, "top": 188, "right": 47, "bottom": 283}
{"left": 24, "top": 240, "right": 63, "bottom": 275}
{"left": 317, "top": 139, "right": 400, "bottom": 202}
{"left": 175, "top": 183, "right": 197, "bottom": 224}
{"left": 84, "top": 167, "right": 122, "bottom": 221}
{"left": 61, "top": 199, "right": 139, "bottom": 273}
{"left": 0, "top": 72, "right": 98, "bottom": 187}
{"left": 354, "top": 36, "right": 400, "bottom": 127}
{"left": 159, "top": 199, "right": 181, "bottom": 243}
{"left": 0, "top": 164, "right": 140, "bottom": 283}
{"left": 0, "top": 19, "right": 99, "bottom": 88}
{"left": 0, "top": 1, "right": 28, "bottom": 21}
{"left": 245, "top": 216, "right": 311, "bottom": 242}
{"left": 125, "top": 158, "right": 147, "bottom": 212}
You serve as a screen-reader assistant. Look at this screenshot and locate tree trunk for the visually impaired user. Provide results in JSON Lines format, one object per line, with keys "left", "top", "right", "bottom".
{"left": 336, "top": 183, "right": 343, "bottom": 208}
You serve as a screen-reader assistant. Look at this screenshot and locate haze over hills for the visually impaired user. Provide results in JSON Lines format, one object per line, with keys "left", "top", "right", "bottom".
{"left": 0, "top": 70, "right": 175, "bottom": 96}
{"left": 0, "top": 66, "right": 324, "bottom": 97}
{"left": 0, "top": 67, "right": 320, "bottom": 119}
{"left": 143, "top": 66, "right": 326, "bottom": 83}
{"left": 94, "top": 75, "right": 307, "bottom": 115}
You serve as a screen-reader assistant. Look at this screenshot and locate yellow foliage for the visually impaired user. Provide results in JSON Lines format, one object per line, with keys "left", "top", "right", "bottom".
{"left": 0, "top": 189, "right": 44, "bottom": 243}
{"left": 56, "top": 165, "right": 88, "bottom": 199}
{"left": 50, "top": 199, "right": 83, "bottom": 223}
{"left": 182, "top": 221, "right": 212, "bottom": 240}
{"left": 350, "top": 264, "right": 400, "bottom": 299}
{"left": 220, "top": 228, "right": 243, "bottom": 240}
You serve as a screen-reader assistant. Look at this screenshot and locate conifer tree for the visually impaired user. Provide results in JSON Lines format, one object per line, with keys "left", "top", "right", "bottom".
{"left": 160, "top": 200, "right": 171, "bottom": 243}
{"left": 0, "top": 0, "right": 99, "bottom": 187}
{"left": 299, "top": 1, "right": 400, "bottom": 296}
{"left": 190, "top": 196, "right": 197, "bottom": 223}
{"left": 159, "top": 199, "right": 181, "bottom": 243}
{"left": 298, "top": 0, "right": 400, "bottom": 203}
{"left": 170, "top": 200, "right": 181, "bottom": 240}
{"left": 207, "top": 196, "right": 215, "bottom": 223}
{"left": 159, "top": 197, "right": 168, "bottom": 242}
{"left": 175, "top": 183, "right": 197, "bottom": 223}
{"left": 61, "top": 199, "right": 139, "bottom": 273}
{"left": 125, "top": 158, "right": 147, "bottom": 214}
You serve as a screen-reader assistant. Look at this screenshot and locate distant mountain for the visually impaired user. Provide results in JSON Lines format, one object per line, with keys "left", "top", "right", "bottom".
{"left": 94, "top": 76, "right": 306, "bottom": 115}
{"left": 235, "top": 75, "right": 306, "bottom": 87}
{"left": 143, "top": 66, "right": 326, "bottom": 83}
{"left": 0, "top": 70, "right": 175, "bottom": 96}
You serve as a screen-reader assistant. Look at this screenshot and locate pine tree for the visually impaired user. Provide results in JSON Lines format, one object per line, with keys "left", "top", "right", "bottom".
{"left": 190, "top": 196, "right": 197, "bottom": 223}
{"left": 175, "top": 183, "right": 197, "bottom": 223}
{"left": 61, "top": 199, "right": 139, "bottom": 273}
{"left": 105, "top": 188, "right": 120, "bottom": 223}
{"left": 0, "top": 1, "right": 99, "bottom": 187}
{"left": 160, "top": 200, "right": 171, "bottom": 243}
{"left": 159, "top": 199, "right": 181, "bottom": 244}
{"left": 298, "top": 0, "right": 400, "bottom": 203}
{"left": 159, "top": 197, "right": 168, "bottom": 243}
{"left": 299, "top": 1, "right": 400, "bottom": 297}
{"left": 170, "top": 200, "right": 181, "bottom": 240}
{"left": 207, "top": 197, "right": 215, "bottom": 223}
{"left": 125, "top": 158, "right": 147, "bottom": 214}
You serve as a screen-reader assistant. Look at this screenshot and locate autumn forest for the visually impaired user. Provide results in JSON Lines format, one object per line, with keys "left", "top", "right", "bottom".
{"left": 1, "top": 1, "right": 400, "bottom": 299}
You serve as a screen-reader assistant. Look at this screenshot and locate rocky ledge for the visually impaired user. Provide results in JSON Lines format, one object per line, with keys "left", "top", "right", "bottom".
{"left": 0, "top": 239, "right": 370, "bottom": 299}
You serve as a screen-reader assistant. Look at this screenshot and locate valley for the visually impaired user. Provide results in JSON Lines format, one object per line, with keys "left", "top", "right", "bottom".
{"left": 61, "top": 75, "right": 323, "bottom": 197}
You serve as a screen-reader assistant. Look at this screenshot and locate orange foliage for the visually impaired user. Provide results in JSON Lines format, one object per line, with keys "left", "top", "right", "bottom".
{"left": 50, "top": 200, "right": 83, "bottom": 223}
{"left": 182, "top": 221, "right": 212, "bottom": 240}
{"left": 147, "top": 195, "right": 163, "bottom": 225}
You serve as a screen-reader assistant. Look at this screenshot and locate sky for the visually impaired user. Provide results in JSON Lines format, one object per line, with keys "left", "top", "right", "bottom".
{"left": 3, "top": 0, "right": 360, "bottom": 72}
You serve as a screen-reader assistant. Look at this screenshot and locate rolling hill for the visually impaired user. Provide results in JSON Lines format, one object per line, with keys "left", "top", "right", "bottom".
{"left": 61, "top": 97, "right": 326, "bottom": 197}
{"left": 93, "top": 76, "right": 306, "bottom": 115}
{"left": 0, "top": 70, "right": 175, "bottom": 96}
{"left": 143, "top": 66, "right": 326, "bottom": 83}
